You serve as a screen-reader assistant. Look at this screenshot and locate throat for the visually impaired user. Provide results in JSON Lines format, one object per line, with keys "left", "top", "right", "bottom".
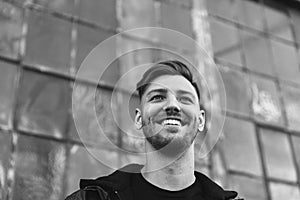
{"left": 142, "top": 169, "right": 196, "bottom": 191}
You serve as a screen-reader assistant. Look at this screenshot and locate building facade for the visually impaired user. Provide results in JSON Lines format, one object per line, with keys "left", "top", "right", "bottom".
{"left": 0, "top": 0, "right": 299, "bottom": 200}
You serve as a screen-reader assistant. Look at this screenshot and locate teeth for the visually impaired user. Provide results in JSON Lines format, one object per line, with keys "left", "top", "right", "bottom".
{"left": 162, "top": 119, "right": 181, "bottom": 126}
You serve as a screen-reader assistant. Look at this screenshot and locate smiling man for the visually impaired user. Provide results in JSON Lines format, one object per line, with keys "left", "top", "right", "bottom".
{"left": 65, "top": 60, "right": 240, "bottom": 200}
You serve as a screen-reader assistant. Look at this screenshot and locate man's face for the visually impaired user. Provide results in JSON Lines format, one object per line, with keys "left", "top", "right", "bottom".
{"left": 135, "top": 75, "right": 205, "bottom": 154}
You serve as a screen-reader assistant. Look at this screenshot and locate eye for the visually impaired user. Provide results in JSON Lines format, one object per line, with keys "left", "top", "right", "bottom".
{"left": 149, "top": 95, "right": 165, "bottom": 102}
{"left": 178, "top": 96, "right": 193, "bottom": 104}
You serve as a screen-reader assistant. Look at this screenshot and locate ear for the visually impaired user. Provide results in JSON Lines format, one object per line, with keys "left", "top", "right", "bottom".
{"left": 135, "top": 108, "right": 143, "bottom": 130}
{"left": 198, "top": 109, "right": 205, "bottom": 132}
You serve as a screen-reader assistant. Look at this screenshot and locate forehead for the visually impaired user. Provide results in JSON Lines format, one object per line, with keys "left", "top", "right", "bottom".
{"left": 144, "top": 75, "right": 198, "bottom": 96}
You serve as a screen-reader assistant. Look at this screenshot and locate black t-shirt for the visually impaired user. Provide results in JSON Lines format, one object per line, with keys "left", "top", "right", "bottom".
{"left": 131, "top": 173, "right": 206, "bottom": 200}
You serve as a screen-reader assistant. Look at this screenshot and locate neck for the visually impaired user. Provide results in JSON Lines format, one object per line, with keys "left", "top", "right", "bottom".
{"left": 141, "top": 143, "right": 195, "bottom": 191}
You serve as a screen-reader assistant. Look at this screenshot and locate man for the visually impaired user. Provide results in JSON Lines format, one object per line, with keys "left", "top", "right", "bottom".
{"left": 66, "top": 60, "right": 240, "bottom": 200}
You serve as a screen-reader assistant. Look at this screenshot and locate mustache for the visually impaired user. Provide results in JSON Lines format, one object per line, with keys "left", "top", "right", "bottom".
{"left": 140, "top": 113, "right": 183, "bottom": 128}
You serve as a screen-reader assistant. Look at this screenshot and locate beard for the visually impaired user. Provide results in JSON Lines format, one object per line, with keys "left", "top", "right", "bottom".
{"left": 142, "top": 117, "right": 199, "bottom": 156}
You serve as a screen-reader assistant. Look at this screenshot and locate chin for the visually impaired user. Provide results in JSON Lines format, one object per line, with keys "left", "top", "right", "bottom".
{"left": 146, "top": 132, "right": 194, "bottom": 156}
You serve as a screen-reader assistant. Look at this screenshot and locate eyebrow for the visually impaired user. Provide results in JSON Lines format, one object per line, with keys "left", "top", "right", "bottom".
{"left": 146, "top": 88, "right": 168, "bottom": 97}
{"left": 145, "top": 88, "right": 196, "bottom": 100}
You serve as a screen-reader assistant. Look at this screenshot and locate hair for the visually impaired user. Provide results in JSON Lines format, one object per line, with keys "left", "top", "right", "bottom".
{"left": 136, "top": 60, "right": 201, "bottom": 101}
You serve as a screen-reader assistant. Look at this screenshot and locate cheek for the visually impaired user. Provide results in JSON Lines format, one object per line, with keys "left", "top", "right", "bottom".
{"left": 183, "top": 107, "right": 198, "bottom": 120}
{"left": 143, "top": 104, "right": 163, "bottom": 118}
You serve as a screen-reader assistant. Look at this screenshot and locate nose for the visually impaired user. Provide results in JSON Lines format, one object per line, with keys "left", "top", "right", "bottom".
{"left": 164, "top": 97, "right": 181, "bottom": 114}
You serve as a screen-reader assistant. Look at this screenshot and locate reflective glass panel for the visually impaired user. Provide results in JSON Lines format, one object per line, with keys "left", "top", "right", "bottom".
{"left": 24, "top": 11, "right": 71, "bottom": 72}
{"left": 0, "top": 2, "right": 22, "bottom": 59}
{"left": 222, "top": 117, "right": 261, "bottom": 175}
{"left": 0, "top": 131, "right": 12, "bottom": 200}
{"left": 206, "top": 0, "right": 237, "bottom": 21}
{"left": 235, "top": 0, "right": 264, "bottom": 30}
{"left": 161, "top": 3, "right": 193, "bottom": 37}
{"left": 66, "top": 144, "right": 116, "bottom": 195}
{"left": 211, "top": 150, "right": 226, "bottom": 187}
{"left": 210, "top": 19, "right": 242, "bottom": 65}
{"left": 260, "top": 129, "right": 297, "bottom": 182}
{"left": 290, "top": 9, "right": 300, "bottom": 44}
{"left": 16, "top": 70, "right": 70, "bottom": 138}
{"left": 269, "top": 182, "right": 300, "bottom": 200}
{"left": 0, "top": 62, "right": 18, "bottom": 126}
{"left": 291, "top": 136, "right": 300, "bottom": 176}
{"left": 220, "top": 67, "right": 251, "bottom": 115}
{"left": 264, "top": 6, "right": 293, "bottom": 41}
{"left": 228, "top": 175, "right": 266, "bottom": 200}
{"left": 282, "top": 85, "right": 300, "bottom": 131}
{"left": 168, "top": 0, "right": 192, "bottom": 8}
{"left": 241, "top": 31, "right": 274, "bottom": 76}
{"left": 117, "top": 92, "right": 143, "bottom": 153}
{"left": 118, "top": 37, "right": 155, "bottom": 92}
{"left": 119, "top": 0, "right": 155, "bottom": 30}
{"left": 75, "top": 24, "right": 119, "bottom": 86}
{"left": 250, "top": 76, "right": 283, "bottom": 125}
{"left": 13, "top": 135, "right": 67, "bottom": 200}
{"left": 77, "top": 0, "right": 117, "bottom": 29}
{"left": 27, "top": 0, "right": 74, "bottom": 15}
{"left": 270, "top": 40, "right": 300, "bottom": 84}
{"left": 70, "top": 84, "right": 119, "bottom": 147}
{"left": 159, "top": 3, "right": 194, "bottom": 51}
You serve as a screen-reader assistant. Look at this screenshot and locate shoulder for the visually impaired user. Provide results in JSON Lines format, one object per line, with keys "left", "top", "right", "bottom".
{"left": 64, "top": 186, "right": 109, "bottom": 200}
{"left": 194, "top": 171, "right": 239, "bottom": 200}
{"left": 65, "top": 164, "right": 143, "bottom": 200}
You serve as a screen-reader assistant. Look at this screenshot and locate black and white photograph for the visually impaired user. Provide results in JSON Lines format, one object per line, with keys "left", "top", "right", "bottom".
{"left": 0, "top": 0, "right": 299, "bottom": 200}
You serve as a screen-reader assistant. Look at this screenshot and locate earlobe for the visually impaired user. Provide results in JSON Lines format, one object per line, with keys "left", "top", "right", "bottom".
{"left": 135, "top": 108, "right": 143, "bottom": 130}
{"left": 198, "top": 110, "right": 205, "bottom": 132}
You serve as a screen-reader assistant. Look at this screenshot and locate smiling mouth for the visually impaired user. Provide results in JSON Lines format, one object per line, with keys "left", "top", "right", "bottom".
{"left": 161, "top": 119, "right": 182, "bottom": 126}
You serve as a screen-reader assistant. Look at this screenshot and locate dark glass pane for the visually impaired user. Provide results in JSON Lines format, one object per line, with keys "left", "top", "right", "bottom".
{"left": 235, "top": 0, "right": 264, "bottom": 30}
{"left": 206, "top": 0, "right": 237, "bottom": 21}
{"left": 222, "top": 117, "right": 261, "bottom": 175}
{"left": 269, "top": 182, "right": 300, "bottom": 200}
{"left": 264, "top": 6, "right": 293, "bottom": 41}
{"left": 282, "top": 85, "right": 300, "bottom": 132}
{"left": 66, "top": 144, "right": 116, "bottom": 195}
{"left": 13, "top": 135, "right": 67, "bottom": 200}
{"left": 260, "top": 129, "right": 297, "bottom": 182}
{"left": 16, "top": 70, "right": 70, "bottom": 138}
{"left": 24, "top": 11, "right": 71, "bottom": 72}
{"left": 0, "top": 62, "right": 18, "bottom": 126}
{"left": 210, "top": 19, "right": 242, "bottom": 65}
{"left": 0, "top": 2, "right": 22, "bottom": 59}
{"left": 161, "top": 3, "right": 193, "bottom": 38}
{"left": 220, "top": 67, "right": 251, "bottom": 115}
{"left": 291, "top": 136, "right": 300, "bottom": 176}
{"left": 77, "top": 0, "right": 117, "bottom": 29}
{"left": 70, "top": 84, "right": 119, "bottom": 147}
{"left": 270, "top": 40, "right": 300, "bottom": 84}
{"left": 120, "top": 0, "right": 155, "bottom": 29}
{"left": 75, "top": 24, "right": 119, "bottom": 86}
{"left": 241, "top": 31, "right": 274, "bottom": 76}
{"left": 0, "top": 131, "right": 12, "bottom": 200}
{"left": 250, "top": 76, "right": 283, "bottom": 125}
{"left": 228, "top": 175, "right": 266, "bottom": 200}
